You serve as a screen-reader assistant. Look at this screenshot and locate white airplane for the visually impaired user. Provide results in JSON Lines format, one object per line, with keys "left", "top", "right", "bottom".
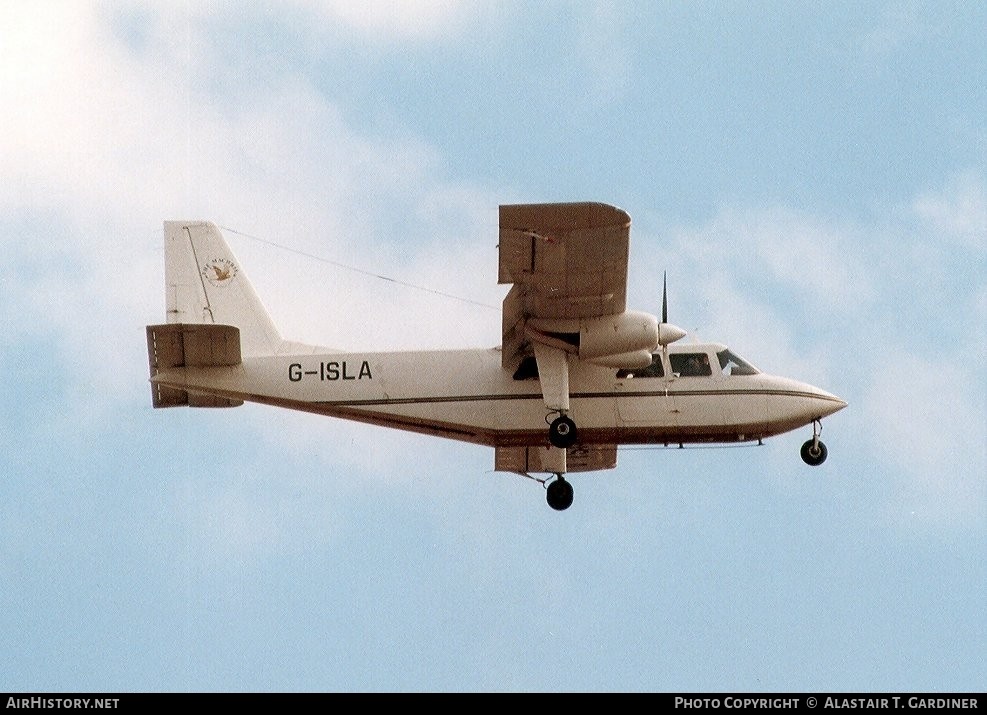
{"left": 146, "top": 202, "right": 846, "bottom": 511}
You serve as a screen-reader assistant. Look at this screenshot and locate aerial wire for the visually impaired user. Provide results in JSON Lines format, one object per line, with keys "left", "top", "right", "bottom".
{"left": 218, "top": 225, "right": 500, "bottom": 312}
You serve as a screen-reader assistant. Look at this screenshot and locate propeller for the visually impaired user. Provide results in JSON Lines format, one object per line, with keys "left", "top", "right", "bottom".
{"left": 657, "top": 271, "right": 687, "bottom": 347}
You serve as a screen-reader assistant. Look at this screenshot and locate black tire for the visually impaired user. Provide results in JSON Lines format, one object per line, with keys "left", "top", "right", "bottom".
{"left": 548, "top": 415, "right": 578, "bottom": 449}
{"left": 546, "top": 477, "right": 574, "bottom": 511}
{"left": 800, "top": 439, "right": 828, "bottom": 466}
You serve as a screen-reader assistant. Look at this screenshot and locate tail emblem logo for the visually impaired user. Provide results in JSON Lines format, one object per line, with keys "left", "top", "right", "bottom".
{"left": 202, "top": 258, "right": 238, "bottom": 287}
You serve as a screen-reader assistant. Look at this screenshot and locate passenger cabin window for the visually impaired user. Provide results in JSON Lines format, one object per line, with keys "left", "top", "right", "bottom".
{"left": 716, "top": 349, "right": 759, "bottom": 376}
{"left": 616, "top": 354, "right": 664, "bottom": 379}
{"left": 670, "top": 352, "right": 712, "bottom": 377}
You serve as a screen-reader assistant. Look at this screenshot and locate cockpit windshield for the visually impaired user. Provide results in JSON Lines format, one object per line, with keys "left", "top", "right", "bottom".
{"left": 717, "top": 349, "right": 759, "bottom": 376}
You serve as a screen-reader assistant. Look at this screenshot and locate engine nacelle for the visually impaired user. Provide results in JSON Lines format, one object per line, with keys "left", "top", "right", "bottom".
{"left": 587, "top": 349, "right": 654, "bottom": 369}
{"left": 579, "top": 310, "right": 659, "bottom": 361}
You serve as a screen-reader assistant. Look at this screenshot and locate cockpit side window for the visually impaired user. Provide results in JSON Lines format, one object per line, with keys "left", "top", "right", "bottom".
{"left": 616, "top": 353, "right": 664, "bottom": 379}
{"left": 669, "top": 352, "right": 712, "bottom": 377}
{"left": 716, "top": 349, "right": 759, "bottom": 376}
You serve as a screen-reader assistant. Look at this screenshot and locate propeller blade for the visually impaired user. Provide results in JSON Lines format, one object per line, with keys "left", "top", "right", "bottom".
{"left": 662, "top": 271, "right": 668, "bottom": 324}
{"left": 657, "top": 271, "right": 687, "bottom": 346}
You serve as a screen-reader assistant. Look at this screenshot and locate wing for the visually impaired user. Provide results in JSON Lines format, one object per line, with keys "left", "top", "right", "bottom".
{"left": 499, "top": 202, "right": 631, "bottom": 366}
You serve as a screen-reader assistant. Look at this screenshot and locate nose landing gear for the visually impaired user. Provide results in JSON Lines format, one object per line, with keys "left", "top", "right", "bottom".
{"left": 801, "top": 419, "right": 828, "bottom": 466}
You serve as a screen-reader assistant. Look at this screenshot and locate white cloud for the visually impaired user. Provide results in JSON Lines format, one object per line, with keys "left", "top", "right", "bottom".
{"left": 858, "top": 2, "right": 925, "bottom": 60}
{"left": 575, "top": 1, "right": 632, "bottom": 106}
{"left": 0, "top": 2, "right": 503, "bottom": 474}
{"left": 912, "top": 171, "right": 987, "bottom": 249}
{"left": 1, "top": 3, "right": 107, "bottom": 206}
{"left": 631, "top": 206, "right": 874, "bottom": 383}
{"left": 0, "top": 3, "right": 499, "bottom": 448}
{"left": 861, "top": 354, "right": 985, "bottom": 524}
{"left": 297, "top": 0, "right": 479, "bottom": 41}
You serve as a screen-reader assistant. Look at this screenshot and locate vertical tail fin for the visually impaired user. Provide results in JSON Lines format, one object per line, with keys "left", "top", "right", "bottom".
{"left": 164, "top": 221, "right": 282, "bottom": 357}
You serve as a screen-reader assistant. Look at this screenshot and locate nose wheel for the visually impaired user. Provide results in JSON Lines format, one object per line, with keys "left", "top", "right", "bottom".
{"left": 801, "top": 419, "right": 828, "bottom": 466}
{"left": 546, "top": 475, "right": 574, "bottom": 511}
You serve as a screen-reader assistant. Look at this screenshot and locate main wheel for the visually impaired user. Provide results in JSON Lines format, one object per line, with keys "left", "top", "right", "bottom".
{"left": 800, "top": 439, "right": 828, "bottom": 466}
{"left": 546, "top": 477, "right": 574, "bottom": 511}
{"left": 548, "top": 415, "right": 578, "bottom": 448}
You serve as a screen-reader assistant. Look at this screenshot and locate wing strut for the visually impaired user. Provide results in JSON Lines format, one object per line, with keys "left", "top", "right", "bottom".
{"left": 532, "top": 342, "right": 578, "bottom": 449}
{"left": 532, "top": 342, "right": 570, "bottom": 413}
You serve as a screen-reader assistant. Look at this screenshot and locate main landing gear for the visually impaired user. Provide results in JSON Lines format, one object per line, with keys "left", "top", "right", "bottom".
{"left": 800, "top": 418, "right": 828, "bottom": 466}
{"left": 548, "top": 413, "right": 578, "bottom": 449}
{"left": 544, "top": 406, "right": 578, "bottom": 508}
{"left": 546, "top": 474, "right": 574, "bottom": 511}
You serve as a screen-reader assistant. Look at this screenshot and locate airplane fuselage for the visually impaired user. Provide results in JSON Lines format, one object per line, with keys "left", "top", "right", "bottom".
{"left": 152, "top": 342, "right": 846, "bottom": 450}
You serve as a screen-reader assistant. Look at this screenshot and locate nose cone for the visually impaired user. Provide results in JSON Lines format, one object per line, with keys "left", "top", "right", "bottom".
{"left": 764, "top": 376, "right": 848, "bottom": 431}
{"left": 813, "top": 387, "right": 848, "bottom": 418}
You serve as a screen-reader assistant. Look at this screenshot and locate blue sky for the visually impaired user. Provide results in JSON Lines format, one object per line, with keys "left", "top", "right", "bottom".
{"left": 1, "top": 1, "right": 984, "bottom": 692}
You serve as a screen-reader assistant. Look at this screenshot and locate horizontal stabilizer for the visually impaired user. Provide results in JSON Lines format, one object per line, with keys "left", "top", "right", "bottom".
{"left": 146, "top": 323, "right": 243, "bottom": 408}
{"left": 495, "top": 444, "right": 617, "bottom": 474}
